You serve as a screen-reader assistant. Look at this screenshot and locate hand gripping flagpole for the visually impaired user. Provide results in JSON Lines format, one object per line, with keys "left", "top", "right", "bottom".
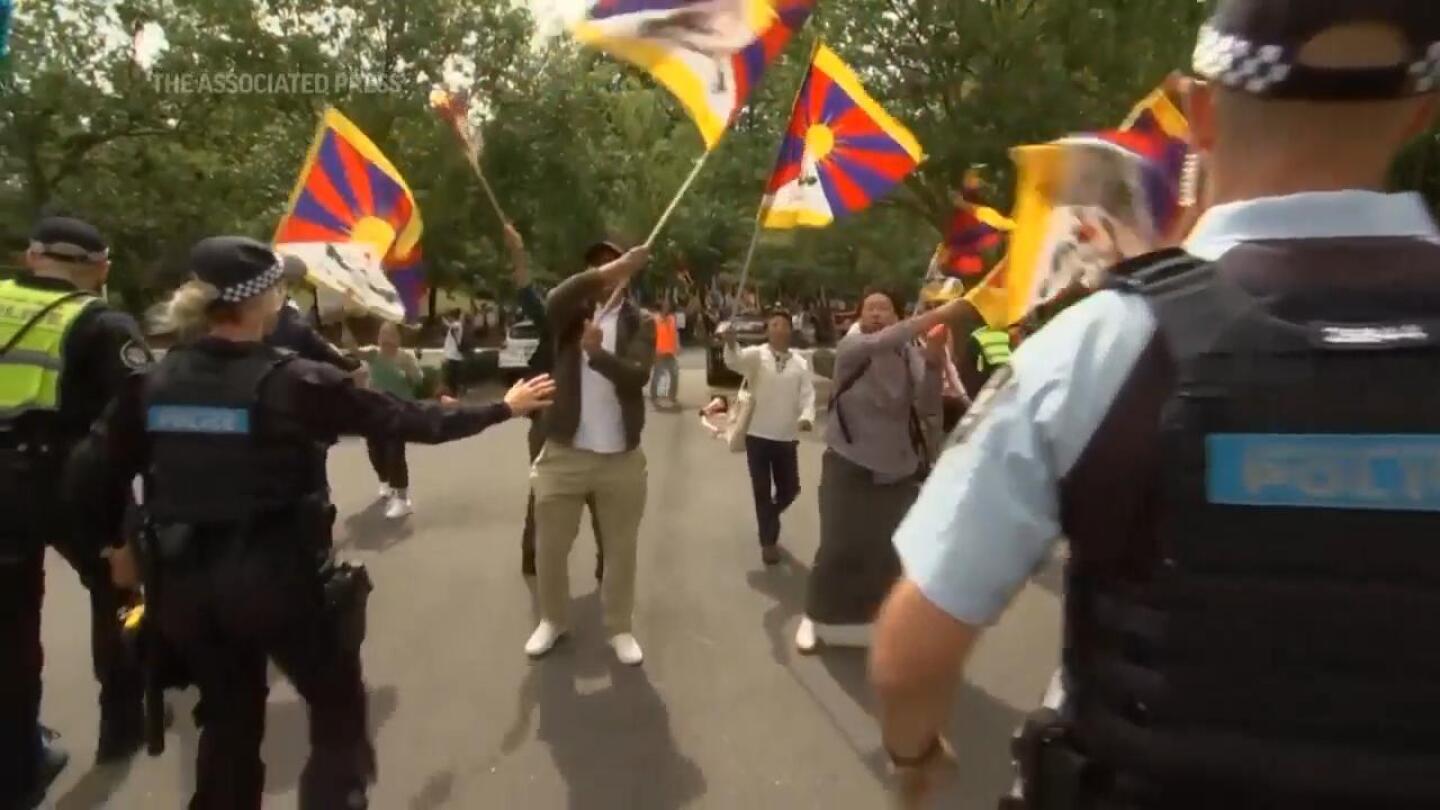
{"left": 430, "top": 88, "right": 508, "bottom": 225}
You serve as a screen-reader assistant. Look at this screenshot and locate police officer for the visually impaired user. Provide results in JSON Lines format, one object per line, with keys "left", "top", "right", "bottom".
{"left": 65, "top": 236, "right": 555, "bottom": 809}
{"left": 961, "top": 322, "right": 1012, "bottom": 399}
{"left": 0, "top": 216, "right": 152, "bottom": 808}
{"left": 870, "top": 2, "right": 1440, "bottom": 807}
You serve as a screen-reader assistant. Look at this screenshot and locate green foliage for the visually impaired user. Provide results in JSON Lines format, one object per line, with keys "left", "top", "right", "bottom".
{"left": 3, "top": 0, "right": 1437, "bottom": 316}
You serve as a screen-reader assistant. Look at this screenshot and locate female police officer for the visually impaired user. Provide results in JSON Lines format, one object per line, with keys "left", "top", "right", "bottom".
{"left": 66, "top": 235, "right": 555, "bottom": 810}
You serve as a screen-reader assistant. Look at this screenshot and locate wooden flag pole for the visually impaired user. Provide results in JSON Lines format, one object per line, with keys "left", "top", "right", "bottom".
{"left": 645, "top": 149, "right": 714, "bottom": 249}
{"left": 463, "top": 150, "right": 508, "bottom": 226}
{"left": 734, "top": 210, "right": 764, "bottom": 294}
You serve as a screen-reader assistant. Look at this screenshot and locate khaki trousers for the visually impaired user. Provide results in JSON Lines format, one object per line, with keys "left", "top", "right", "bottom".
{"left": 532, "top": 442, "right": 648, "bottom": 634}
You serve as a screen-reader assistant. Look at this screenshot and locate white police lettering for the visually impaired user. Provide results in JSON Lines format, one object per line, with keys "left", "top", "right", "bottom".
{"left": 1320, "top": 324, "right": 1428, "bottom": 346}
{"left": 147, "top": 406, "right": 250, "bottom": 435}
{"left": 1242, "top": 442, "right": 1440, "bottom": 505}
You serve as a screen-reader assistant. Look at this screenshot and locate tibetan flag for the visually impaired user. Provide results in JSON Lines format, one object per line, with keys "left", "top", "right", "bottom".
{"left": 575, "top": 0, "right": 815, "bottom": 150}
{"left": 941, "top": 204, "right": 1013, "bottom": 279}
{"left": 383, "top": 247, "right": 427, "bottom": 322}
{"left": 761, "top": 45, "right": 924, "bottom": 229}
{"left": 996, "top": 84, "right": 1191, "bottom": 328}
{"left": 1115, "top": 86, "right": 1190, "bottom": 234}
{"left": 273, "top": 107, "right": 423, "bottom": 267}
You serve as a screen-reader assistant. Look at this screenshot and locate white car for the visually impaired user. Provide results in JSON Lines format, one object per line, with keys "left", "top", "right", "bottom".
{"left": 499, "top": 320, "right": 542, "bottom": 381}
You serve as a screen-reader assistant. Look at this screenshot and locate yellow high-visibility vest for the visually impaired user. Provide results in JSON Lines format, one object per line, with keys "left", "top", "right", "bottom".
{"left": 971, "top": 325, "right": 1012, "bottom": 373}
{"left": 0, "top": 279, "right": 98, "bottom": 420}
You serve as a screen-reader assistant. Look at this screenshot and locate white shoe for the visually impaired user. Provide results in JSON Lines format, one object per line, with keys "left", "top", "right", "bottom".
{"left": 816, "top": 621, "right": 872, "bottom": 649}
{"left": 795, "top": 617, "right": 819, "bottom": 654}
{"left": 377, "top": 484, "right": 392, "bottom": 500}
{"left": 525, "top": 621, "right": 566, "bottom": 658}
{"left": 609, "top": 633, "right": 644, "bottom": 666}
{"left": 383, "top": 494, "right": 412, "bottom": 519}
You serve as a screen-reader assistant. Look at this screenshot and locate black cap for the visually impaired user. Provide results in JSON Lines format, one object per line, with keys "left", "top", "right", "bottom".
{"left": 1194, "top": 0, "right": 1440, "bottom": 100}
{"left": 28, "top": 216, "right": 109, "bottom": 264}
{"left": 189, "top": 236, "right": 285, "bottom": 304}
{"left": 584, "top": 240, "right": 624, "bottom": 267}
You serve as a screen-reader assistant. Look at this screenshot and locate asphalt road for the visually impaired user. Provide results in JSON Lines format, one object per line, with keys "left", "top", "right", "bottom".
{"left": 36, "top": 350, "right": 1061, "bottom": 809}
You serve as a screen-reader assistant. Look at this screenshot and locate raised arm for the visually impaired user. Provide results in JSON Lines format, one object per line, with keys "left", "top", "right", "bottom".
{"left": 546, "top": 247, "right": 651, "bottom": 327}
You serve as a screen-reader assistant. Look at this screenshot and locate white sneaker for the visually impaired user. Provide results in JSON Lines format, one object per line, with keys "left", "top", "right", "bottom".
{"left": 609, "top": 633, "right": 644, "bottom": 666}
{"left": 383, "top": 494, "right": 412, "bottom": 520}
{"left": 794, "top": 617, "right": 819, "bottom": 654}
{"left": 525, "top": 621, "right": 566, "bottom": 658}
{"left": 377, "top": 484, "right": 392, "bottom": 500}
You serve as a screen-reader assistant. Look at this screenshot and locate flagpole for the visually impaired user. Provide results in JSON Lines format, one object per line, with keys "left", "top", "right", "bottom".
{"left": 462, "top": 151, "right": 508, "bottom": 225}
{"left": 734, "top": 214, "right": 763, "bottom": 294}
{"left": 734, "top": 38, "right": 821, "bottom": 299}
{"left": 645, "top": 149, "right": 714, "bottom": 249}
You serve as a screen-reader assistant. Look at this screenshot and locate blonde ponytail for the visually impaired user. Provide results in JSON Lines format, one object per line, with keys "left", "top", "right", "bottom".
{"left": 159, "top": 280, "right": 222, "bottom": 342}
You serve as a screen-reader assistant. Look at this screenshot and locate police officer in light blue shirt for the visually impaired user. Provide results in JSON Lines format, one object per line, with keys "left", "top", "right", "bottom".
{"left": 869, "top": 1, "right": 1440, "bottom": 808}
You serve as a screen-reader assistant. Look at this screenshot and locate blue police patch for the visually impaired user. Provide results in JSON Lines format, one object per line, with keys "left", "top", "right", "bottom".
{"left": 146, "top": 406, "right": 250, "bottom": 435}
{"left": 1207, "top": 434, "right": 1440, "bottom": 512}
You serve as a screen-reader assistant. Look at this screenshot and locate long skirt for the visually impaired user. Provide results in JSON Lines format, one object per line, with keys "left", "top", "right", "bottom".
{"left": 805, "top": 449, "right": 921, "bottom": 625}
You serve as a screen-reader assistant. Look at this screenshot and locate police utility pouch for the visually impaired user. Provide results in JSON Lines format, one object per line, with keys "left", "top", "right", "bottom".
{"left": 1003, "top": 708, "right": 1091, "bottom": 810}
{"left": 320, "top": 559, "right": 373, "bottom": 653}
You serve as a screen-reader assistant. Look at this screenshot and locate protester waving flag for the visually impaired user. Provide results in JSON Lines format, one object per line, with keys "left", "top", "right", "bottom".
{"left": 273, "top": 107, "right": 425, "bottom": 320}
{"left": 574, "top": 0, "right": 816, "bottom": 150}
{"left": 761, "top": 44, "right": 924, "bottom": 229}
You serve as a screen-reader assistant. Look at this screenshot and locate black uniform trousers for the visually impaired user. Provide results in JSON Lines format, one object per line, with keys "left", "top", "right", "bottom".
{"left": 522, "top": 416, "right": 604, "bottom": 579}
{"left": 157, "top": 529, "right": 373, "bottom": 810}
{"left": 0, "top": 524, "right": 141, "bottom": 808}
{"left": 0, "top": 549, "right": 43, "bottom": 808}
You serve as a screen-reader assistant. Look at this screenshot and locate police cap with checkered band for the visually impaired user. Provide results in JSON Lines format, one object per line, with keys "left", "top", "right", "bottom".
{"left": 189, "top": 236, "right": 286, "bottom": 304}
{"left": 1193, "top": 0, "right": 1440, "bottom": 100}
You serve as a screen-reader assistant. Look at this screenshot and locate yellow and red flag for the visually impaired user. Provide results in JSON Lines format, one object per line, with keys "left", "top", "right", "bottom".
{"left": 574, "top": 0, "right": 816, "bottom": 150}
{"left": 761, "top": 44, "right": 924, "bottom": 229}
{"left": 273, "top": 108, "right": 425, "bottom": 320}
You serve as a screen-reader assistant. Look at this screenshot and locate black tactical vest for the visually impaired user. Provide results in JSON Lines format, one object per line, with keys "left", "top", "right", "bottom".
{"left": 144, "top": 343, "right": 326, "bottom": 525}
{"left": 1060, "top": 239, "right": 1440, "bottom": 808}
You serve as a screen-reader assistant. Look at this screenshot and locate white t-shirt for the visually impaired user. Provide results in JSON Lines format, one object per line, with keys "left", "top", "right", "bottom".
{"left": 443, "top": 320, "right": 465, "bottom": 361}
{"left": 572, "top": 303, "right": 627, "bottom": 454}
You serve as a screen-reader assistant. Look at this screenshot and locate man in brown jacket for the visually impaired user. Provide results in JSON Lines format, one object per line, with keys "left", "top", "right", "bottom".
{"left": 526, "top": 241, "right": 655, "bottom": 665}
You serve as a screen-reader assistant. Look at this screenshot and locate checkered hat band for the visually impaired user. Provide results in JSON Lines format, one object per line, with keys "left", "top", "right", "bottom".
{"left": 217, "top": 261, "right": 284, "bottom": 303}
{"left": 1194, "top": 22, "right": 1440, "bottom": 97}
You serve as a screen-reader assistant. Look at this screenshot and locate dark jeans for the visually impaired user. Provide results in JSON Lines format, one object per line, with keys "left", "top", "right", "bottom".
{"left": 0, "top": 551, "right": 43, "bottom": 807}
{"left": 522, "top": 417, "right": 603, "bottom": 579}
{"left": 745, "top": 436, "right": 801, "bottom": 548}
{"left": 365, "top": 438, "right": 409, "bottom": 490}
{"left": 159, "top": 534, "right": 373, "bottom": 810}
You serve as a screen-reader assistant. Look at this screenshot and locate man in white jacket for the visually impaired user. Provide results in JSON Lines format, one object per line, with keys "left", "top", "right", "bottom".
{"left": 724, "top": 309, "right": 816, "bottom": 566}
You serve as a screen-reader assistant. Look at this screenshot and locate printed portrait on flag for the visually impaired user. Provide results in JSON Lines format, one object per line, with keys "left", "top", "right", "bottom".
{"left": 1028, "top": 138, "right": 1159, "bottom": 305}
{"left": 575, "top": 0, "right": 815, "bottom": 149}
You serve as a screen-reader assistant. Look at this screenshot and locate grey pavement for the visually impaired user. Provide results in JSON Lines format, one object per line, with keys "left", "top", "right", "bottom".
{"left": 36, "top": 349, "right": 1060, "bottom": 809}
